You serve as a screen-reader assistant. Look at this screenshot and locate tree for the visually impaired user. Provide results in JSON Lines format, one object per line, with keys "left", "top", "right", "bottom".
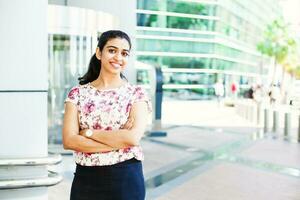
{"left": 294, "top": 66, "right": 300, "bottom": 79}
{"left": 257, "top": 18, "right": 297, "bottom": 85}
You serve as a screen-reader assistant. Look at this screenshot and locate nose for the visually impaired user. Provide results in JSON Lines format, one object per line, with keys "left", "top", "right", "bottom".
{"left": 114, "top": 52, "right": 122, "bottom": 61}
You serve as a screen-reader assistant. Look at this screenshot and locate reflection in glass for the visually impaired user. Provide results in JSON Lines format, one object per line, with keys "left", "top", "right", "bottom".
{"left": 137, "top": 14, "right": 214, "bottom": 31}
{"left": 137, "top": 0, "right": 216, "bottom": 16}
{"left": 48, "top": 34, "right": 91, "bottom": 144}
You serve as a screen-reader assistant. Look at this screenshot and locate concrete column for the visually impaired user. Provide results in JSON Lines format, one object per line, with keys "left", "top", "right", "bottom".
{"left": 272, "top": 110, "right": 279, "bottom": 136}
{"left": 157, "top": 0, "right": 167, "bottom": 28}
{"left": 0, "top": 0, "right": 48, "bottom": 199}
{"left": 284, "top": 112, "right": 291, "bottom": 139}
{"left": 264, "top": 109, "right": 270, "bottom": 133}
{"left": 257, "top": 103, "right": 262, "bottom": 126}
{"left": 298, "top": 115, "right": 300, "bottom": 143}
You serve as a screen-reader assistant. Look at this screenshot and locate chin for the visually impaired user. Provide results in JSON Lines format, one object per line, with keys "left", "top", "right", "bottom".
{"left": 110, "top": 69, "right": 123, "bottom": 75}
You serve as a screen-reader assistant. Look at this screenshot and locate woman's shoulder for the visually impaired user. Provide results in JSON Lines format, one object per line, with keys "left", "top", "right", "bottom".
{"left": 125, "top": 83, "right": 146, "bottom": 91}
{"left": 68, "top": 83, "right": 90, "bottom": 92}
{"left": 125, "top": 83, "right": 150, "bottom": 99}
{"left": 67, "top": 83, "right": 92, "bottom": 96}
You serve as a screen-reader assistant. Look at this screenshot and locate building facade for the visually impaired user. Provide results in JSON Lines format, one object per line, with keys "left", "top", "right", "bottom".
{"left": 136, "top": 0, "right": 282, "bottom": 99}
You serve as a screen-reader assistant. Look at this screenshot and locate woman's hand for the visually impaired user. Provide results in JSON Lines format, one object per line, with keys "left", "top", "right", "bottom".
{"left": 79, "top": 129, "right": 86, "bottom": 136}
{"left": 79, "top": 116, "right": 134, "bottom": 137}
{"left": 120, "top": 116, "right": 134, "bottom": 130}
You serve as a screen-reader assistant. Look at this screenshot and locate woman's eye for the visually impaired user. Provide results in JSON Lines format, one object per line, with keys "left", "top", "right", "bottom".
{"left": 122, "top": 52, "right": 129, "bottom": 57}
{"left": 108, "top": 49, "right": 116, "bottom": 53}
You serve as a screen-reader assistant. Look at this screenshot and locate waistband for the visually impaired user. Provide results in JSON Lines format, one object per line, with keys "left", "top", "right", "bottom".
{"left": 75, "top": 158, "right": 141, "bottom": 174}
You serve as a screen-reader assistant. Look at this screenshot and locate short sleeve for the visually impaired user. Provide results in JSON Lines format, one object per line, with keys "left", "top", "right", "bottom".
{"left": 65, "top": 86, "right": 80, "bottom": 106}
{"left": 133, "top": 86, "right": 152, "bottom": 113}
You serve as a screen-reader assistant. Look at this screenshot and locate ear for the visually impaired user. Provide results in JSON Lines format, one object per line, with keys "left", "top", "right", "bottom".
{"left": 95, "top": 47, "right": 101, "bottom": 60}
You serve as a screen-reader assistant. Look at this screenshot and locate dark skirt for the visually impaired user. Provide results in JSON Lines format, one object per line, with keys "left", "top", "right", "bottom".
{"left": 70, "top": 158, "right": 145, "bottom": 200}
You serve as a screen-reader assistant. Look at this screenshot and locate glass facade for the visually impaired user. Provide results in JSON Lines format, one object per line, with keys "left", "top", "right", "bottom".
{"left": 48, "top": 34, "right": 92, "bottom": 143}
{"left": 136, "top": 0, "right": 282, "bottom": 99}
{"left": 46, "top": 5, "right": 119, "bottom": 145}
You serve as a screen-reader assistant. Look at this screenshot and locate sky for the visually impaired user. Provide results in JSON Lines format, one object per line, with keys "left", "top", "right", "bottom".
{"left": 279, "top": 0, "right": 300, "bottom": 35}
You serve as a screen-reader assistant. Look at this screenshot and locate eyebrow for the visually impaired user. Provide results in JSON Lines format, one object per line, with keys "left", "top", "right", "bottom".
{"left": 106, "top": 45, "right": 130, "bottom": 52}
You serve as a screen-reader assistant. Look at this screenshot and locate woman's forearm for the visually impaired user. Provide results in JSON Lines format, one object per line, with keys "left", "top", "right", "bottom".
{"left": 89, "top": 129, "right": 140, "bottom": 149}
{"left": 63, "top": 134, "right": 116, "bottom": 153}
{"left": 79, "top": 101, "right": 148, "bottom": 148}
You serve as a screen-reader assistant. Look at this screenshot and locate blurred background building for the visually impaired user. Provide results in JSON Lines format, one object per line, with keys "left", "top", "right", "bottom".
{"left": 45, "top": 0, "right": 294, "bottom": 143}
{"left": 135, "top": 0, "right": 282, "bottom": 100}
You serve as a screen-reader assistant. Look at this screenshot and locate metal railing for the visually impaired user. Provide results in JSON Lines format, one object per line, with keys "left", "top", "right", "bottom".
{"left": 0, "top": 154, "right": 62, "bottom": 166}
{"left": 263, "top": 106, "right": 300, "bottom": 142}
{"left": 0, "top": 154, "right": 63, "bottom": 189}
{"left": 235, "top": 100, "right": 300, "bottom": 142}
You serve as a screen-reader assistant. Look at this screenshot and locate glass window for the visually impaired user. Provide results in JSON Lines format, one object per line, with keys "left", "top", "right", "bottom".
{"left": 137, "top": 39, "right": 215, "bottom": 54}
{"left": 137, "top": 0, "right": 216, "bottom": 16}
{"left": 48, "top": 34, "right": 92, "bottom": 144}
{"left": 137, "top": 14, "right": 214, "bottom": 31}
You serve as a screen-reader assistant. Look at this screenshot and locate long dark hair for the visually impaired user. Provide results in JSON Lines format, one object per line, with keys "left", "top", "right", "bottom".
{"left": 78, "top": 30, "right": 131, "bottom": 85}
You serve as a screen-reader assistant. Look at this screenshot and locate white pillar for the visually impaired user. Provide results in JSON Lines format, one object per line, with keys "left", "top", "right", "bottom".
{"left": 0, "top": 0, "right": 48, "bottom": 199}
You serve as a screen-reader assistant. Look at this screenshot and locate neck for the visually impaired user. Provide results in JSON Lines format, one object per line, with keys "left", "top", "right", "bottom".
{"left": 94, "top": 72, "right": 124, "bottom": 88}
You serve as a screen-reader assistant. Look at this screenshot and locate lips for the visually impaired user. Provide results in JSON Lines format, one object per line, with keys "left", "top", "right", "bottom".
{"left": 110, "top": 62, "right": 122, "bottom": 69}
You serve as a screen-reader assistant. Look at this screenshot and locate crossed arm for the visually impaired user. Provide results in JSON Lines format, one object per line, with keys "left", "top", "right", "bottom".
{"left": 62, "top": 101, "right": 149, "bottom": 153}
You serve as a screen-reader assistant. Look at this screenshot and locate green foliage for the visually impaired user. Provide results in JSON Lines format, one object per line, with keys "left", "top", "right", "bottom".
{"left": 171, "top": 2, "right": 206, "bottom": 15}
{"left": 167, "top": 2, "right": 208, "bottom": 30}
{"left": 295, "top": 66, "right": 300, "bottom": 79}
{"left": 146, "top": 15, "right": 158, "bottom": 27}
{"left": 257, "top": 18, "right": 297, "bottom": 64}
{"left": 289, "top": 64, "right": 300, "bottom": 79}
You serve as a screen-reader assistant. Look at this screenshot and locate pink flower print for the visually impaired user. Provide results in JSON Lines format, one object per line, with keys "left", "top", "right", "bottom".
{"left": 104, "top": 107, "right": 111, "bottom": 113}
{"left": 94, "top": 90, "right": 100, "bottom": 96}
{"left": 83, "top": 101, "right": 95, "bottom": 114}
{"left": 138, "top": 93, "right": 144, "bottom": 99}
{"left": 100, "top": 100, "right": 106, "bottom": 104}
{"left": 123, "top": 147, "right": 131, "bottom": 153}
{"left": 135, "top": 87, "right": 142, "bottom": 92}
{"left": 137, "top": 91, "right": 145, "bottom": 99}
{"left": 126, "top": 103, "right": 132, "bottom": 113}
{"left": 105, "top": 126, "right": 112, "bottom": 131}
{"left": 92, "top": 122, "right": 102, "bottom": 130}
{"left": 68, "top": 87, "right": 79, "bottom": 100}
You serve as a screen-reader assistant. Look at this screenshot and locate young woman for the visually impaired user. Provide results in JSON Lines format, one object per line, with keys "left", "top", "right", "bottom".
{"left": 63, "top": 30, "right": 151, "bottom": 200}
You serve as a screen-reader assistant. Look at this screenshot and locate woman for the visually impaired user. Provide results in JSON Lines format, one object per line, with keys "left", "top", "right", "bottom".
{"left": 63, "top": 30, "right": 151, "bottom": 200}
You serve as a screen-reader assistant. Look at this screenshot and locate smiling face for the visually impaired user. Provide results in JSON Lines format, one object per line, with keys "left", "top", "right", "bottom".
{"left": 96, "top": 37, "right": 130, "bottom": 76}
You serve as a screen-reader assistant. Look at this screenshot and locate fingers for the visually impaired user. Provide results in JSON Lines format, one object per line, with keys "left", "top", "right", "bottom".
{"left": 123, "top": 118, "right": 133, "bottom": 129}
{"left": 79, "top": 129, "right": 85, "bottom": 136}
{"left": 121, "top": 117, "right": 134, "bottom": 130}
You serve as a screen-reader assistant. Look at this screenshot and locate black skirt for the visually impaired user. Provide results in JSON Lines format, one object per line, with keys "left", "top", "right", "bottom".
{"left": 70, "top": 158, "right": 145, "bottom": 200}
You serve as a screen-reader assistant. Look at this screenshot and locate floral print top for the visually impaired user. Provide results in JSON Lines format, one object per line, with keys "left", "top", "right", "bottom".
{"left": 65, "top": 82, "right": 152, "bottom": 166}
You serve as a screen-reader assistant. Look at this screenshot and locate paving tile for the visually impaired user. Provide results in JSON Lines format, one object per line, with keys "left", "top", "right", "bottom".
{"left": 153, "top": 126, "right": 245, "bottom": 150}
{"left": 239, "top": 139, "right": 300, "bottom": 169}
{"left": 156, "top": 163, "right": 300, "bottom": 200}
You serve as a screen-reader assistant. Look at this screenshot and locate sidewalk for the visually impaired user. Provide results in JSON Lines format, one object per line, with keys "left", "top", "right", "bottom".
{"left": 48, "top": 100, "right": 300, "bottom": 200}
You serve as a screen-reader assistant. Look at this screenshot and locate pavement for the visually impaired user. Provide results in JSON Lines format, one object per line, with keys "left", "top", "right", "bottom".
{"left": 48, "top": 100, "right": 300, "bottom": 200}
